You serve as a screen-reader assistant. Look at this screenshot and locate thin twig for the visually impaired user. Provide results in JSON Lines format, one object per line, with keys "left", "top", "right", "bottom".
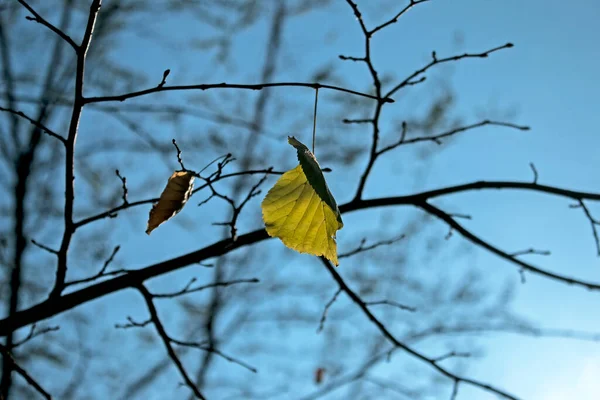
{"left": 115, "top": 170, "right": 128, "bottom": 204}
{"left": 339, "top": 235, "right": 406, "bottom": 259}
{"left": 317, "top": 288, "right": 342, "bottom": 333}
{"left": 17, "top": 0, "right": 78, "bottom": 51}
{"left": 365, "top": 300, "right": 416, "bottom": 313}
{"left": 153, "top": 278, "right": 259, "bottom": 299}
{"left": 13, "top": 324, "right": 60, "bottom": 347}
{"left": 83, "top": 82, "right": 393, "bottom": 104}
{"left": 0, "top": 106, "right": 65, "bottom": 143}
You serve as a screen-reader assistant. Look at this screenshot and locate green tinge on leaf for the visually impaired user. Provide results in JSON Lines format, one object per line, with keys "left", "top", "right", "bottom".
{"left": 262, "top": 138, "right": 343, "bottom": 265}
{"left": 287, "top": 136, "right": 343, "bottom": 226}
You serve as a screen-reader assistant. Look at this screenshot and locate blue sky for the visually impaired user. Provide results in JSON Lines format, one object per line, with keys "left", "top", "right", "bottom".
{"left": 5, "top": 0, "right": 600, "bottom": 399}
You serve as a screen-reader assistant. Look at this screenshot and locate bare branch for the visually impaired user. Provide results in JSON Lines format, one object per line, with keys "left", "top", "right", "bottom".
{"left": 13, "top": 324, "right": 59, "bottom": 348}
{"left": 386, "top": 43, "right": 514, "bottom": 98}
{"left": 529, "top": 162, "right": 538, "bottom": 184}
{"left": 137, "top": 284, "right": 206, "bottom": 399}
{"left": 365, "top": 300, "right": 416, "bottom": 313}
{"left": 0, "top": 106, "right": 65, "bottom": 143}
{"left": 51, "top": 0, "right": 103, "bottom": 299}
{"left": 572, "top": 199, "right": 600, "bottom": 256}
{"left": 83, "top": 82, "right": 393, "bottom": 104}
{"left": 171, "top": 339, "right": 257, "bottom": 373}
{"left": 510, "top": 248, "right": 551, "bottom": 257}
{"left": 171, "top": 139, "right": 186, "bottom": 171}
{"left": 0, "top": 344, "right": 52, "bottom": 400}
{"left": 115, "top": 170, "right": 128, "bottom": 205}
{"left": 4, "top": 180, "right": 600, "bottom": 335}
{"left": 419, "top": 201, "right": 600, "bottom": 291}
{"left": 31, "top": 239, "right": 59, "bottom": 255}
{"left": 339, "top": 234, "right": 406, "bottom": 259}
{"left": 316, "top": 288, "right": 342, "bottom": 333}
{"left": 319, "top": 257, "right": 519, "bottom": 400}
{"left": 370, "top": 0, "right": 431, "bottom": 36}
{"left": 153, "top": 278, "right": 259, "bottom": 299}
{"left": 432, "top": 351, "right": 471, "bottom": 363}
{"left": 17, "top": 0, "right": 78, "bottom": 51}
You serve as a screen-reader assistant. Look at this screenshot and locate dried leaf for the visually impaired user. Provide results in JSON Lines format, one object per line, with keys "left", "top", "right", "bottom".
{"left": 146, "top": 170, "right": 195, "bottom": 234}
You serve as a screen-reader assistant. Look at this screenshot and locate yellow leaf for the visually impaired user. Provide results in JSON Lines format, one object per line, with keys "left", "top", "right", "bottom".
{"left": 261, "top": 137, "right": 343, "bottom": 265}
{"left": 146, "top": 170, "right": 195, "bottom": 235}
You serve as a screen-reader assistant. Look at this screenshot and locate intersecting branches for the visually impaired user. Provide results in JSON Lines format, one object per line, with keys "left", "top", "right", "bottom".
{"left": 202, "top": 166, "right": 271, "bottom": 241}
{"left": 133, "top": 283, "right": 256, "bottom": 395}
{"left": 318, "top": 257, "right": 519, "bottom": 400}
{"left": 65, "top": 245, "right": 125, "bottom": 288}
{"left": 4, "top": 179, "right": 600, "bottom": 336}
{"left": 73, "top": 166, "right": 283, "bottom": 229}
{"left": 136, "top": 284, "right": 206, "bottom": 399}
{"left": 51, "top": 0, "right": 102, "bottom": 300}
{"left": 0, "top": 344, "right": 52, "bottom": 400}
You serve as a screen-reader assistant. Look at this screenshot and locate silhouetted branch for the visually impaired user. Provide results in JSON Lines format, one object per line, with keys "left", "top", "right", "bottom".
{"left": 171, "top": 338, "right": 257, "bottom": 373}
{"left": 317, "top": 288, "right": 342, "bottom": 333}
{"left": 318, "top": 257, "right": 519, "bottom": 400}
{"left": 0, "top": 106, "right": 65, "bottom": 143}
{"left": 31, "top": 239, "right": 59, "bottom": 255}
{"left": 419, "top": 201, "right": 600, "bottom": 290}
{"left": 386, "top": 43, "right": 514, "bottom": 97}
{"left": 365, "top": 300, "right": 416, "bottom": 313}
{"left": 115, "top": 316, "right": 152, "bottom": 329}
{"left": 17, "top": 0, "right": 78, "bottom": 51}
{"left": 65, "top": 245, "right": 122, "bottom": 287}
{"left": 0, "top": 344, "right": 52, "bottom": 400}
{"left": 339, "top": 234, "right": 406, "bottom": 259}
{"left": 137, "top": 284, "right": 206, "bottom": 399}
{"left": 153, "top": 278, "right": 259, "bottom": 299}
{"left": 51, "top": 0, "right": 102, "bottom": 299}
{"left": 571, "top": 199, "right": 600, "bottom": 256}
{"left": 115, "top": 170, "right": 128, "bottom": 205}
{"left": 432, "top": 351, "right": 471, "bottom": 363}
{"left": 529, "top": 162, "right": 538, "bottom": 184}
{"left": 510, "top": 248, "right": 551, "bottom": 257}
{"left": 13, "top": 324, "right": 59, "bottom": 348}
{"left": 370, "top": 0, "right": 431, "bottom": 36}
{"left": 380, "top": 120, "right": 529, "bottom": 154}
{"left": 3, "top": 180, "right": 600, "bottom": 335}
{"left": 83, "top": 82, "right": 393, "bottom": 104}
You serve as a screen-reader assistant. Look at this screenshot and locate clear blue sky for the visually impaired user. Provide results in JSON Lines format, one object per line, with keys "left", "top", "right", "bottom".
{"left": 10, "top": 0, "right": 600, "bottom": 399}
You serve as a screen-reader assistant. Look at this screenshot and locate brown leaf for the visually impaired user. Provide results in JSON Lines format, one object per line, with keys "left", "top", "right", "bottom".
{"left": 146, "top": 170, "right": 195, "bottom": 234}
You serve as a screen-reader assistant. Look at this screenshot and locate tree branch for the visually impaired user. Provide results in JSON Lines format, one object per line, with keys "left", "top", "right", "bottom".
{"left": 51, "top": 0, "right": 102, "bottom": 298}
{"left": 318, "top": 257, "right": 519, "bottom": 400}
{"left": 137, "top": 284, "right": 206, "bottom": 399}
{"left": 2, "top": 179, "right": 600, "bottom": 335}
{"left": 17, "top": 0, "right": 78, "bottom": 51}
{"left": 83, "top": 82, "right": 393, "bottom": 104}
{"left": 0, "top": 344, "right": 52, "bottom": 400}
